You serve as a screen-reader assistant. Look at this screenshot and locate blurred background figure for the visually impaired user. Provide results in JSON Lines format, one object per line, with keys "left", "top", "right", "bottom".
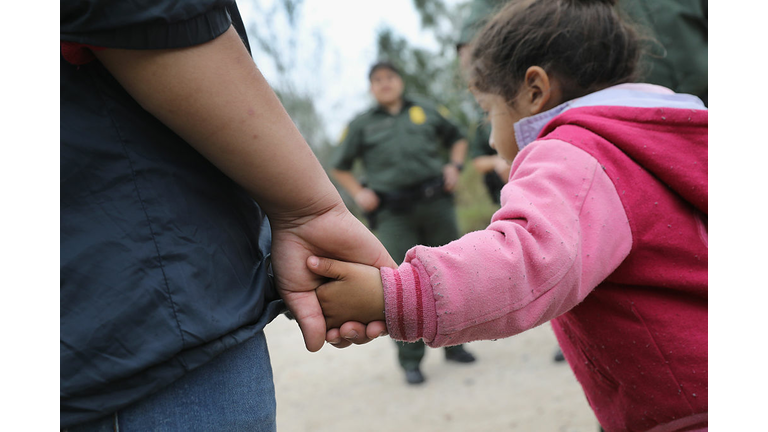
{"left": 622, "top": 0, "right": 708, "bottom": 106}
{"left": 330, "top": 61, "right": 476, "bottom": 385}
{"left": 456, "top": 0, "right": 510, "bottom": 206}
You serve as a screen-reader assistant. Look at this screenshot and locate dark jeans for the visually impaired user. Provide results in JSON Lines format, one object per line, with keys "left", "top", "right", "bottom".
{"left": 63, "top": 332, "right": 276, "bottom": 432}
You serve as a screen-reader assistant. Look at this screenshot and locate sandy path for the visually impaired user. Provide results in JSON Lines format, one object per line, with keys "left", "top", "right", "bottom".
{"left": 264, "top": 315, "right": 600, "bottom": 431}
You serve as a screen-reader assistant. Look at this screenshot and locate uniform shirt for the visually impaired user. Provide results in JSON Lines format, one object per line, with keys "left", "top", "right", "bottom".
{"left": 332, "top": 97, "right": 465, "bottom": 193}
{"left": 621, "top": 0, "right": 708, "bottom": 105}
{"left": 60, "top": 0, "right": 283, "bottom": 427}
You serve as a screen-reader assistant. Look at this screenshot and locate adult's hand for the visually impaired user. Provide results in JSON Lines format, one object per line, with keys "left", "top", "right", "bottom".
{"left": 444, "top": 138, "right": 468, "bottom": 193}
{"left": 354, "top": 188, "right": 380, "bottom": 213}
{"left": 442, "top": 164, "right": 461, "bottom": 192}
{"left": 494, "top": 156, "right": 512, "bottom": 182}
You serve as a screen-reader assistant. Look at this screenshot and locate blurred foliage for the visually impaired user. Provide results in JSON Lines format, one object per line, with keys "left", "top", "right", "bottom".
{"left": 244, "top": 0, "right": 330, "bottom": 151}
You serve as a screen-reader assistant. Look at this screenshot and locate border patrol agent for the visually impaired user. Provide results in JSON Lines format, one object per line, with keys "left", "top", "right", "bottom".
{"left": 331, "top": 62, "right": 476, "bottom": 385}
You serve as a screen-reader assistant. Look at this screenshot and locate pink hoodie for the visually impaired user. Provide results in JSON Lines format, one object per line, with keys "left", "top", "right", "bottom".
{"left": 380, "top": 84, "right": 707, "bottom": 431}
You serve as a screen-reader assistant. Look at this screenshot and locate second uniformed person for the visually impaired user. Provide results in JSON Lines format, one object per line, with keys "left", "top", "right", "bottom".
{"left": 456, "top": 0, "right": 511, "bottom": 206}
{"left": 331, "top": 61, "right": 476, "bottom": 385}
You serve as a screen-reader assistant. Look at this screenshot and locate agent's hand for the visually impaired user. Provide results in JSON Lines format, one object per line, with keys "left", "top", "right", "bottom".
{"left": 442, "top": 164, "right": 461, "bottom": 192}
{"left": 307, "top": 256, "right": 386, "bottom": 329}
{"left": 270, "top": 202, "right": 395, "bottom": 352}
{"left": 354, "top": 188, "right": 380, "bottom": 213}
{"left": 493, "top": 157, "right": 511, "bottom": 182}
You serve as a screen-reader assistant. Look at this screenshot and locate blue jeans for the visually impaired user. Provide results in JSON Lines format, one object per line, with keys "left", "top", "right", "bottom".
{"left": 64, "top": 332, "right": 276, "bottom": 432}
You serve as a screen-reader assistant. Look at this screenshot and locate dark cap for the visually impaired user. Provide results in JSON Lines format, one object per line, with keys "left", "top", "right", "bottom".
{"left": 368, "top": 61, "right": 402, "bottom": 80}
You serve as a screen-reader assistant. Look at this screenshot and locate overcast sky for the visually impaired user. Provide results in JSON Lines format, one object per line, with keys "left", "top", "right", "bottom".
{"left": 240, "top": 0, "right": 462, "bottom": 142}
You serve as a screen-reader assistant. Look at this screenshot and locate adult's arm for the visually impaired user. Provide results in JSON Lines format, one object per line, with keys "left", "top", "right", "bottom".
{"left": 443, "top": 138, "right": 468, "bottom": 192}
{"left": 94, "top": 26, "right": 395, "bottom": 351}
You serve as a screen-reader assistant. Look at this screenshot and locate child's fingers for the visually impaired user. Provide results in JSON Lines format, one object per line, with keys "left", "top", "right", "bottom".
{"left": 364, "top": 321, "right": 388, "bottom": 339}
{"left": 326, "top": 328, "right": 350, "bottom": 348}
{"left": 306, "top": 255, "right": 350, "bottom": 280}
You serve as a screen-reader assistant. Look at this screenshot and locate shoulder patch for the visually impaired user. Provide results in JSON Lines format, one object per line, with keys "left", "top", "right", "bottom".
{"left": 409, "top": 106, "right": 427, "bottom": 125}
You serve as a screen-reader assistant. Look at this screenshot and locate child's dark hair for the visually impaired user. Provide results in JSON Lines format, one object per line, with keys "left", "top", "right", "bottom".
{"left": 470, "top": 0, "right": 642, "bottom": 105}
{"left": 368, "top": 61, "right": 402, "bottom": 81}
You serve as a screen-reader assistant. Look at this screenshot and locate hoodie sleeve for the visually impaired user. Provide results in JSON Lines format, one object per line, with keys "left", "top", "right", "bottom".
{"left": 381, "top": 139, "right": 632, "bottom": 346}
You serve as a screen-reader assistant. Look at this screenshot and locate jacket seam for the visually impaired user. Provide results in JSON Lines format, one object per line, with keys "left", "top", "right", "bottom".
{"left": 92, "top": 67, "right": 186, "bottom": 347}
{"left": 629, "top": 300, "right": 696, "bottom": 413}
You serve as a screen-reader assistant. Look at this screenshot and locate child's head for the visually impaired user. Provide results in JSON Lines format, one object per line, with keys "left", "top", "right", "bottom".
{"left": 468, "top": 0, "right": 642, "bottom": 161}
{"left": 470, "top": 0, "right": 642, "bottom": 104}
{"left": 368, "top": 62, "right": 405, "bottom": 106}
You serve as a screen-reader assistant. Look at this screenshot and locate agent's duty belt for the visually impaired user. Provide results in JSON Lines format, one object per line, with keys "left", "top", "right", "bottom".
{"left": 375, "top": 177, "right": 448, "bottom": 213}
{"left": 363, "top": 177, "right": 450, "bottom": 230}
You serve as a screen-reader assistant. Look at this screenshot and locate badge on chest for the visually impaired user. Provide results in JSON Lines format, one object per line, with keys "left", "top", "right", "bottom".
{"left": 409, "top": 106, "right": 427, "bottom": 125}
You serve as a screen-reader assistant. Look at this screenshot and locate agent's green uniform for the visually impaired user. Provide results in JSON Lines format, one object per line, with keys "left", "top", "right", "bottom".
{"left": 468, "top": 118, "right": 506, "bottom": 204}
{"left": 332, "top": 96, "right": 467, "bottom": 370}
{"left": 621, "top": 0, "right": 708, "bottom": 105}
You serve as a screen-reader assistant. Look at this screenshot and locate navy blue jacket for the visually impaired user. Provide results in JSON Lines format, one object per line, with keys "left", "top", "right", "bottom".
{"left": 60, "top": 1, "right": 284, "bottom": 427}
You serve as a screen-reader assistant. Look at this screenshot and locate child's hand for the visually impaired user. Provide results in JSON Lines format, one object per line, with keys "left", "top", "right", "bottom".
{"left": 307, "top": 256, "right": 386, "bottom": 330}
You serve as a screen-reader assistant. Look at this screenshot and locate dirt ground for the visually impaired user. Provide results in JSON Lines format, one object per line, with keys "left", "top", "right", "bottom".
{"left": 264, "top": 315, "right": 601, "bottom": 432}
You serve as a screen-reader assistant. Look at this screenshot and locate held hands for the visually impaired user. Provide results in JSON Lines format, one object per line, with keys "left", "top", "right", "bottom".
{"left": 270, "top": 202, "right": 395, "bottom": 351}
{"left": 307, "top": 256, "right": 386, "bottom": 330}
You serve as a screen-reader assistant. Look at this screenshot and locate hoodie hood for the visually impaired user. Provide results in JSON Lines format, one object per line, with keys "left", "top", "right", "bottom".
{"left": 539, "top": 104, "right": 708, "bottom": 214}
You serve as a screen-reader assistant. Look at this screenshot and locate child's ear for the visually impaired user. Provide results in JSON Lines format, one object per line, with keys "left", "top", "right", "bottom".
{"left": 524, "top": 66, "right": 558, "bottom": 115}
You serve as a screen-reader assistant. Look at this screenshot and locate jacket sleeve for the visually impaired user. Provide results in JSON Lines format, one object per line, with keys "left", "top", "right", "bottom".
{"left": 60, "top": 0, "right": 238, "bottom": 50}
{"left": 381, "top": 139, "right": 633, "bottom": 346}
{"left": 330, "top": 120, "right": 364, "bottom": 171}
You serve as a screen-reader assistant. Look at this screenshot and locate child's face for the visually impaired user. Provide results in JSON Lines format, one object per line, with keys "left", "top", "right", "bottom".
{"left": 473, "top": 91, "right": 524, "bottom": 163}
{"left": 370, "top": 68, "right": 405, "bottom": 106}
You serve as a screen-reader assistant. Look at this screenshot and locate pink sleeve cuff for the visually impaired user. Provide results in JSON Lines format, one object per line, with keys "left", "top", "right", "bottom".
{"left": 381, "top": 261, "right": 437, "bottom": 343}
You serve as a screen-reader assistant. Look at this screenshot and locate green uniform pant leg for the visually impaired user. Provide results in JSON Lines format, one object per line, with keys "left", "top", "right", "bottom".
{"left": 380, "top": 196, "right": 466, "bottom": 369}
{"left": 375, "top": 208, "right": 420, "bottom": 264}
{"left": 416, "top": 195, "right": 460, "bottom": 248}
{"left": 396, "top": 340, "right": 426, "bottom": 371}
{"left": 375, "top": 208, "right": 427, "bottom": 371}
{"left": 416, "top": 196, "right": 466, "bottom": 354}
